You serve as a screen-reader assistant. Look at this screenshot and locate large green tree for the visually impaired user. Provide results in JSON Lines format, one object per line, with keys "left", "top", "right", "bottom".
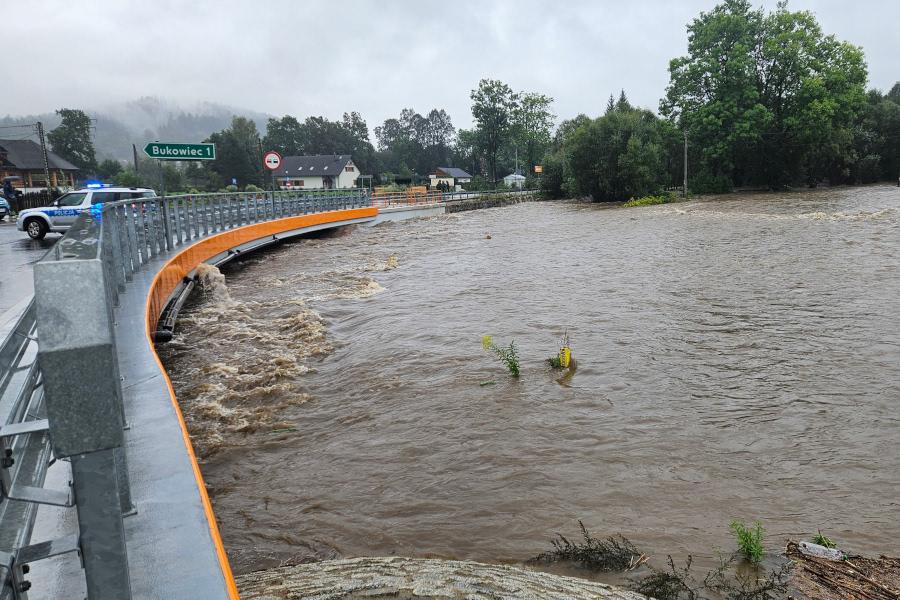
{"left": 470, "top": 79, "right": 518, "bottom": 181}
{"left": 374, "top": 108, "right": 455, "bottom": 175}
{"left": 264, "top": 112, "right": 377, "bottom": 175}
{"left": 206, "top": 116, "right": 263, "bottom": 187}
{"left": 564, "top": 101, "right": 670, "bottom": 201}
{"left": 661, "top": 0, "right": 867, "bottom": 189}
{"left": 510, "top": 92, "right": 555, "bottom": 175}
{"left": 48, "top": 108, "right": 97, "bottom": 173}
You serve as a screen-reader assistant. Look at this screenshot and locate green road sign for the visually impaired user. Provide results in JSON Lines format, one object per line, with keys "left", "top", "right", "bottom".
{"left": 143, "top": 142, "right": 216, "bottom": 161}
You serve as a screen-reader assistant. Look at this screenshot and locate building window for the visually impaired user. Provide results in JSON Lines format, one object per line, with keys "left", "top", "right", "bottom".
{"left": 345, "top": 166, "right": 355, "bottom": 172}
{"left": 297, "top": 180, "right": 304, "bottom": 187}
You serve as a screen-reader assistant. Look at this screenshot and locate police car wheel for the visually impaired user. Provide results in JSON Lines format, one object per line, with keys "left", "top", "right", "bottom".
{"left": 26, "top": 219, "right": 47, "bottom": 240}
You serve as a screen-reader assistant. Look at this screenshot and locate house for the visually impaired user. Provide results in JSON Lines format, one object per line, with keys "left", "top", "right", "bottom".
{"left": 503, "top": 171, "right": 526, "bottom": 189}
{"left": 429, "top": 167, "right": 472, "bottom": 189}
{"left": 0, "top": 139, "right": 79, "bottom": 189}
{"left": 274, "top": 154, "right": 360, "bottom": 189}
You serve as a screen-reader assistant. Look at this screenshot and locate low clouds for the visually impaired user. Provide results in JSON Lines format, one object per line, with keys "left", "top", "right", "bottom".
{"left": 7, "top": 0, "right": 897, "bottom": 129}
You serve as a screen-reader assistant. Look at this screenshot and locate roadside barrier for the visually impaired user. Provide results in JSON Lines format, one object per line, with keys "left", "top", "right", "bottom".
{"left": 0, "top": 188, "right": 370, "bottom": 600}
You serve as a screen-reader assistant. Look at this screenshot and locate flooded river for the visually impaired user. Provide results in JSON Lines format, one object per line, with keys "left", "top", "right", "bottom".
{"left": 158, "top": 185, "right": 900, "bottom": 578}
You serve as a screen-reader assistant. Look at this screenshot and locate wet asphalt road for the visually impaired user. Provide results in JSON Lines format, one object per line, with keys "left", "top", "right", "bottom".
{"left": 0, "top": 217, "right": 58, "bottom": 314}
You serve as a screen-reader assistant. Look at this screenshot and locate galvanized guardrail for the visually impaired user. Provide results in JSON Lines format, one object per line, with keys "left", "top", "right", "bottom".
{"left": 370, "top": 188, "right": 539, "bottom": 207}
{"left": 0, "top": 188, "right": 370, "bottom": 599}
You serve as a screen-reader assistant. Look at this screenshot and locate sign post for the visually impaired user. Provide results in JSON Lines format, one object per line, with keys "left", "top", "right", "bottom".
{"left": 263, "top": 151, "right": 282, "bottom": 217}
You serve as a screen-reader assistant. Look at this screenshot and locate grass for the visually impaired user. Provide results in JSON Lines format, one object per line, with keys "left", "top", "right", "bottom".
{"left": 730, "top": 521, "right": 765, "bottom": 564}
{"left": 623, "top": 193, "right": 674, "bottom": 207}
{"left": 547, "top": 354, "right": 563, "bottom": 368}
{"left": 529, "top": 521, "right": 643, "bottom": 572}
{"left": 632, "top": 554, "right": 792, "bottom": 600}
{"left": 812, "top": 530, "right": 837, "bottom": 548}
{"left": 490, "top": 341, "right": 520, "bottom": 377}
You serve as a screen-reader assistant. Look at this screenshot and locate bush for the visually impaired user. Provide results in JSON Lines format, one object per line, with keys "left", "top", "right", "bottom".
{"left": 623, "top": 192, "right": 674, "bottom": 207}
{"left": 730, "top": 521, "right": 764, "bottom": 563}
{"left": 530, "top": 521, "right": 643, "bottom": 572}
{"left": 690, "top": 172, "right": 732, "bottom": 194}
{"left": 244, "top": 184, "right": 263, "bottom": 192}
{"left": 223, "top": 184, "right": 239, "bottom": 192}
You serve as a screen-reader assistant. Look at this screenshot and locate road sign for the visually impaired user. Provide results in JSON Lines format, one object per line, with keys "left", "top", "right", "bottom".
{"left": 143, "top": 142, "right": 216, "bottom": 161}
{"left": 534, "top": 165, "right": 543, "bottom": 173}
{"left": 263, "top": 150, "right": 282, "bottom": 171}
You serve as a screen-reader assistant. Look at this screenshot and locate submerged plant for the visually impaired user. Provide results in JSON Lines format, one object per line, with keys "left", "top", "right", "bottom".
{"left": 547, "top": 330, "right": 572, "bottom": 369}
{"left": 633, "top": 555, "right": 700, "bottom": 600}
{"left": 529, "top": 521, "right": 642, "bottom": 571}
{"left": 730, "top": 521, "right": 765, "bottom": 564}
{"left": 812, "top": 530, "right": 836, "bottom": 549}
{"left": 633, "top": 554, "right": 791, "bottom": 600}
{"left": 490, "top": 341, "right": 520, "bottom": 377}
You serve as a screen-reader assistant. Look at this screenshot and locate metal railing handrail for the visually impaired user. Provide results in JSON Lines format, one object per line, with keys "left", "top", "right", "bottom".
{"left": 0, "top": 187, "right": 372, "bottom": 599}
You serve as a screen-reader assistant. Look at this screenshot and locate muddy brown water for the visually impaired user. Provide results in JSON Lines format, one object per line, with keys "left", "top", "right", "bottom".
{"left": 158, "top": 186, "right": 900, "bottom": 582}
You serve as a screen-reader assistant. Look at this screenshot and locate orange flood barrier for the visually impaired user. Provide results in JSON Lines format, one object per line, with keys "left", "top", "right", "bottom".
{"left": 146, "top": 207, "right": 377, "bottom": 333}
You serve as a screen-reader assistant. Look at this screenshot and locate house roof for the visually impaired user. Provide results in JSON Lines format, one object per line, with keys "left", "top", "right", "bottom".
{"left": 0, "top": 139, "right": 80, "bottom": 171}
{"left": 435, "top": 167, "right": 472, "bottom": 179}
{"left": 503, "top": 172, "right": 526, "bottom": 180}
{"left": 276, "top": 154, "right": 353, "bottom": 177}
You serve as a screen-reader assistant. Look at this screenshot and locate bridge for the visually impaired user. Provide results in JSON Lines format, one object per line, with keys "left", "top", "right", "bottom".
{"left": 0, "top": 188, "right": 540, "bottom": 599}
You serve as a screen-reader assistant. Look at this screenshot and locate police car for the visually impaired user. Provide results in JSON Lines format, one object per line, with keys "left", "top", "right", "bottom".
{"left": 17, "top": 186, "right": 156, "bottom": 240}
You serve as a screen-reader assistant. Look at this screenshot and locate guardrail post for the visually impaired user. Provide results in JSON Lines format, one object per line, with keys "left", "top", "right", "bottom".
{"left": 33, "top": 216, "right": 133, "bottom": 599}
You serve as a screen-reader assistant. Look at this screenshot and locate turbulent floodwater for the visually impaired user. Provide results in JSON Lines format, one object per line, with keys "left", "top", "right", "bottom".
{"left": 158, "top": 185, "right": 900, "bottom": 579}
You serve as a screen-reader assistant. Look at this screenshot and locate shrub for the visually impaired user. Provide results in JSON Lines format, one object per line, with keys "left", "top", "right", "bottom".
{"left": 244, "top": 184, "right": 263, "bottom": 192}
{"left": 730, "top": 521, "right": 764, "bottom": 563}
{"left": 490, "top": 341, "right": 520, "bottom": 377}
{"left": 223, "top": 184, "right": 239, "bottom": 192}
{"left": 623, "top": 192, "right": 674, "bottom": 207}
{"left": 812, "top": 530, "right": 836, "bottom": 549}
{"left": 530, "top": 521, "right": 642, "bottom": 572}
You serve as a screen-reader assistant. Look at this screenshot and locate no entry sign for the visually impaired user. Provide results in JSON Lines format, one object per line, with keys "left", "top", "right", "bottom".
{"left": 263, "top": 151, "right": 282, "bottom": 171}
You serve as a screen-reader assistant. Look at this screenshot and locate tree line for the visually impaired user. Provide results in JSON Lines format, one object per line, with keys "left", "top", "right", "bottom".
{"left": 40, "top": 0, "right": 898, "bottom": 198}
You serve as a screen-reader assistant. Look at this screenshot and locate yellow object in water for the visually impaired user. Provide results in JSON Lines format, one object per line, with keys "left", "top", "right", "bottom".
{"left": 482, "top": 335, "right": 493, "bottom": 350}
{"left": 559, "top": 346, "right": 571, "bottom": 368}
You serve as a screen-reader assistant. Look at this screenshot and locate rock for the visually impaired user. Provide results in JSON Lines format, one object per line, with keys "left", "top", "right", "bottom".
{"left": 236, "top": 556, "right": 650, "bottom": 599}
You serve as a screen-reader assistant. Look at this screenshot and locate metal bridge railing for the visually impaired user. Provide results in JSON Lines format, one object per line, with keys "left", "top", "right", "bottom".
{"left": 0, "top": 188, "right": 370, "bottom": 599}
{"left": 371, "top": 188, "right": 539, "bottom": 208}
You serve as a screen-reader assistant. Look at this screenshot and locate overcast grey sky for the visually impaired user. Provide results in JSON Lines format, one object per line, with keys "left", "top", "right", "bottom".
{"left": 6, "top": 0, "right": 898, "bottom": 131}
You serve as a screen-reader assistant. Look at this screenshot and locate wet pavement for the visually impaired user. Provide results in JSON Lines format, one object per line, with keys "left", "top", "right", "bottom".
{"left": 0, "top": 218, "right": 58, "bottom": 313}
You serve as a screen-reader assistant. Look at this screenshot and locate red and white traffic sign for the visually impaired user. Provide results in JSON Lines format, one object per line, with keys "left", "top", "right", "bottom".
{"left": 263, "top": 150, "right": 282, "bottom": 171}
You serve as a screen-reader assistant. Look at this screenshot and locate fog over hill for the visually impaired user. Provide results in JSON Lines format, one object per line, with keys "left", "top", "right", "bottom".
{"left": 0, "top": 97, "right": 270, "bottom": 161}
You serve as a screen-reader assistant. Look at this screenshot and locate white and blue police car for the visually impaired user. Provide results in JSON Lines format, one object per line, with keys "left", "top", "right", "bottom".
{"left": 17, "top": 186, "right": 156, "bottom": 240}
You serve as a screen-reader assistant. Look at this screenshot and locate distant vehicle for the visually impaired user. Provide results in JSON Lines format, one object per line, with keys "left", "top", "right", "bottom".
{"left": 0, "top": 198, "right": 9, "bottom": 221}
{"left": 16, "top": 186, "right": 156, "bottom": 240}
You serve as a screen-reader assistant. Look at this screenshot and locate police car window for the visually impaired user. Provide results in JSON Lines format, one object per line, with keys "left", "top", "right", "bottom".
{"left": 91, "top": 192, "right": 120, "bottom": 204}
{"left": 57, "top": 193, "right": 87, "bottom": 207}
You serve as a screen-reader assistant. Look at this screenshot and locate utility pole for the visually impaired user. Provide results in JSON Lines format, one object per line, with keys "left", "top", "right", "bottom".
{"left": 36, "top": 122, "right": 52, "bottom": 193}
{"left": 683, "top": 131, "right": 688, "bottom": 199}
{"left": 132, "top": 143, "right": 139, "bottom": 171}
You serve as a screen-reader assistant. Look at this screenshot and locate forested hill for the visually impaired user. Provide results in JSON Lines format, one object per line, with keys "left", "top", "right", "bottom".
{"left": 0, "top": 97, "right": 269, "bottom": 161}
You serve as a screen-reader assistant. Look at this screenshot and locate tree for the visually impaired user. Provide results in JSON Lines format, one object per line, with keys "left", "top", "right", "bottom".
{"left": 263, "top": 115, "right": 304, "bottom": 156}
{"left": 374, "top": 108, "right": 455, "bottom": 176}
{"left": 48, "top": 108, "right": 97, "bottom": 173}
{"left": 264, "top": 113, "right": 377, "bottom": 175}
{"left": 96, "top": 159, "right": 122, "bottom": 181}
{"left": 565, "top": 101, "right": 668, "bottom": 201}
{"left": 206, "top": 116, "right": 263, "bottom": 187}
{"left": 661, "top": 0, "right": 867, "bottom": 189}
{"left": 511, "top": 93, "right": 555, "bottom": 175}
{"left": 470, "top": 79, "right": 518, "bottom": 181}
